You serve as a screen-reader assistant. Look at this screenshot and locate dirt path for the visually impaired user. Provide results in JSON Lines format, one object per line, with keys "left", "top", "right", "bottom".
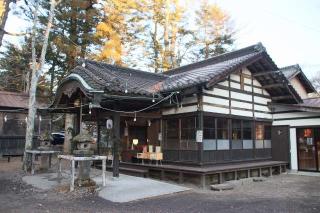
{"left": 0, "top": 157, "right": 319, "bottom": 213}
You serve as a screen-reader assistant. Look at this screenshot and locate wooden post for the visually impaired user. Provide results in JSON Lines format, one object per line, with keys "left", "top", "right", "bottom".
{"left": 49, "top": 154, "right": 52, "bottom": 168}
{"left": 113, "top": 112, "right": 120, "bottom": 178}
{"left": 234, "top": 171, "right": 238, "bottom": 180}
{"left": 259, "top": 168, "right": 262, "bottom": 177}
{"left": 197, "top": 110, "right": 204, "bottom": 165}
{"left": 58, "top": 158, "right": 62, "bottom": 181}
{"left": 31, "top": 153, "right": 35, "bottom": 175}
{"left": 247, "top": 169, "right": 250, "bottom": 178}
{"left": 71, "top": 160, "right": 75, "bottom": 191}
{"left": 102, "top": 159, "right": 106, "bottom": 187}
{"left": 269, "top": 167, "right": 273, "bottom": 177}
{"left": 201, "top": 174, "right": 206, "bottom": 189}
{"left": 64, "top": 113, "right": 75, "bottom": 154}
{"left": 161, "top": 170, "right": 165, "bottom": 180}
{"left": 219, "top": 173, "right": 224, "bottom": 184}
{"left": 179, "top": 172, "right": 184, "bottom": 183}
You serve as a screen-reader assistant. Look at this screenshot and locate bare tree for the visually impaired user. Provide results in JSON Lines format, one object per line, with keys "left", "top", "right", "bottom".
{"left": 311, "top": 72, "right": 320, "bottom": 92}
{"left": 23, "top": 0, "right": 61, "bottom": 171}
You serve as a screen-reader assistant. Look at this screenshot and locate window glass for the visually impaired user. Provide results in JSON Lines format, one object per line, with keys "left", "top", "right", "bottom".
{"left": 181, "top": 117, "right": 196, "bottom": 140}
{"left": 255, "top": 140, "right": 264, "bottom": 149}
{"left": 217, "top": 140, "right": 230, "bottom": 150}
{"left": 264, "top": 125, "right": 271, "bottom": 140}
{"left": 204, "top": 116, "right": 215, "bottom": 139}
{"left": 243, "top": 120, "right": 252, "bottom": 139}
{"left": 217, "top": 118, "right": 229, "bottom": 139}
{"left": 232, "top": 120, "right": 241, "bottom": 140}
{"left": 255, "top": 123, "right": 264, "bottom": 140}
{"left": 243, "top": 140, "right": 253, "bottom": 149}
{"left": 167, "top": 118, "right": 179, "bottom": 139}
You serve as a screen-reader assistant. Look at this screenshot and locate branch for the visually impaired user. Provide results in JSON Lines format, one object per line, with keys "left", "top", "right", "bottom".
{"left": 37, "top": 0, "right": 60, "bottom": 78}
{"left": 0, "top": 28, "right": 28, "bottom": 36}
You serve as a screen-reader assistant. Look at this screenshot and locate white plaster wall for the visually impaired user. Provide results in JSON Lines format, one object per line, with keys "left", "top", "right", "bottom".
{"left": 290, "top": 128, "right": 298, "bottom": 170}
{"left": 162, "top": 105, "right": 198, "bottom": 115}
{"left": 290, "top": 76, "right": 308, "bottom": 99}
{"left": 273, "top": 118, "right": 320, "bottom": 126}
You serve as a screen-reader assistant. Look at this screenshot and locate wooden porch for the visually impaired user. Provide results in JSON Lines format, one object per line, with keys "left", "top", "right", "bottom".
{"left": 99, "top": 160, "right": 288, "bottom": 189}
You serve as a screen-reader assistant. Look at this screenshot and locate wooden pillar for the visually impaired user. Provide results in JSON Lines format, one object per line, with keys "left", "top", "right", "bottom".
{"left": 113, "top": 112, "right": 120, "bottom": 178}
{"left": 200, "top": 174, "right": 206, "bottom": 189}
{"left": 179, "top": 172, "right": 184, "bottom": 183}
{"left": 64, "top": 113, "right": 75, "bottom": 154}
{"left": 161, "top": 170, "right": 165, "bottom": 180}
{"left": 219, "top": 173, "right": 224, "bottom": 184}
{"left": 97, "top": 110, "right": 101, "bottom": 155}
{"left": 197, "top": 110, "right": 204, "bottom": 165}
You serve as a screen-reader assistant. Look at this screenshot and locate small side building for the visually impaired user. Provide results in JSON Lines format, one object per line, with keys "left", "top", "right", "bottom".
{"left": 0, "top": 91, "right": 50, "bottom": 156}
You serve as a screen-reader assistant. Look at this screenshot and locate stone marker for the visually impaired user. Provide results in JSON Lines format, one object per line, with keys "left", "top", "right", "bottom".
{"left": 253, "top": 177, "right": 267, "bottom": 182}
{"left": 210, "top": 183, "right": 234, "bottom": 191}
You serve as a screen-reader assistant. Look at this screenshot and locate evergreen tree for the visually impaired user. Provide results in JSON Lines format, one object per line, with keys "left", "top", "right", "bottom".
{"left": 194, "top": 0, "right": 235, "bottom": 60}
{"left": 145, "top": 0, "right": 194, "bottom": 72}
{"left": 17, "top": 0, "right": 102, "bottom": 96}
{"left": 0, "top": 37, "right": 48, "bottom": 94}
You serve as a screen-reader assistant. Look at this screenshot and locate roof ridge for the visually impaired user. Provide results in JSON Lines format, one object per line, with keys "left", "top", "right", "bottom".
{"left": 164, "top": 42, "right": 265, "bottom": 75}
{"left": 81, "top": 59, "right": 168, "bottom": 79}
{"left": 279, "top": 64, "right": 300, "bottom": 70}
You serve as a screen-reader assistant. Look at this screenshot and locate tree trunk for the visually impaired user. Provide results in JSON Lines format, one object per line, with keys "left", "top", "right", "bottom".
{"left": 23, "top": 0, "right": 60, "bottom": 171}
{"left": 0, "top": 0, "right": 14, "bottom": 47}
{"left": 163, "top": 0, "right": 170, "bottom": 71}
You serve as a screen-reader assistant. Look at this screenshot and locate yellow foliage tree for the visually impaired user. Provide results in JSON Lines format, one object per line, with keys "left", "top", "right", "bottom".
{"left": 195, "top": 0, "right": 235, "bottom": 59}
{"left": 95, "top": 0, "right": 144, "bottom": 65}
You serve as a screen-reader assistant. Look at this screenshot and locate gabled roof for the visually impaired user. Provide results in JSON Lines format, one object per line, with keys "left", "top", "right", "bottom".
{"left": 160, "top": 43, "right": 275, "bottom": 92}
{"left": 279, "top": 64, "right": 316, "bottom": 93}
{"left": 0, "top": 91, "right": 47, "bottom": 110}
{"left": 0, "top": 91, "right": 29, "bottom": 109}
{"left": 57, "top": 43, "right": 302, "bottom": 104}
{"left": 66, "top": 59, "right": 167, "bottom": 96}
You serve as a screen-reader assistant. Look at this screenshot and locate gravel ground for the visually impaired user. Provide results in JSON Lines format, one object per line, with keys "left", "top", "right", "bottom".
{"left": 0, "top": 157, "right": 320, "bottom": 213}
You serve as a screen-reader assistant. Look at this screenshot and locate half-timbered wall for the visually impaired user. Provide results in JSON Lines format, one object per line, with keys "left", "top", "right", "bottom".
{"left": 202, "top": 68, "right": 272, "bottom": 120}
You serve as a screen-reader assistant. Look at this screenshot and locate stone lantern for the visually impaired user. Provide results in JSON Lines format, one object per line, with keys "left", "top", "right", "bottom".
{"left": 38, "top": 133, "right": 52, "bottom": 170}
{"left": 72, "top": 131, "right": 95, "bottom": 186}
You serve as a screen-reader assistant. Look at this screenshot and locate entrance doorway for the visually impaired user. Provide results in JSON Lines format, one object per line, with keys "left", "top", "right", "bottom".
{"left": 297, "top": 128, "right": 320, "bottom": 171}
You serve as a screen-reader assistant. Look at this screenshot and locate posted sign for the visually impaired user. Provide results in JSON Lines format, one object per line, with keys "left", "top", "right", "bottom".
{"left": 196, "top": 130, "right": 203, "bottom": 143}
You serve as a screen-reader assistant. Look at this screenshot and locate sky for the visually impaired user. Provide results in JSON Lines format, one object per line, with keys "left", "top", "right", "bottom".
{"left": 205, "top": 0, "right": 320, "bottom": 79}
{"left": 3, "top": 0, "right": 320, "bottom": 79}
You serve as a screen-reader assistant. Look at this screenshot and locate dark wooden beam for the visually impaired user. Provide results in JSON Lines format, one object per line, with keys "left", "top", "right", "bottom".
{"left": 272, "top": 95, "right": 293, "bottom": 101}
{"left": 253, "top": 71, "right": 280, "bottom": 77}
{"left": 262, "top": 83, "right": 285, "bottom": 89}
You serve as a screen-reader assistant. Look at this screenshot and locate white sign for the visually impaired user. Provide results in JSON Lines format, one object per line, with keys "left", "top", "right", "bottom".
{"left": 106, "top": 119, "right": 113, "bottom": 129}
{"left": 196, "top": 130, "right": 203, "bottom": 143}
{"left": 158, "top": 132, "right": 162, "bottom": 141}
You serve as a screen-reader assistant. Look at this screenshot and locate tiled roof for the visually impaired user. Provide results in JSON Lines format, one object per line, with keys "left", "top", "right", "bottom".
{"left": 70, "top": 60, "right": 167, "bottom": 96}
{"left": 66, "top": 43, "right": 270, "bottom": 95}
{"left": 299, "top": 97, "right": 320, "bottom": 108}
{"left": 279, "top": 64, "right": 316, "bottom": 93}
{"left": 0, "top": 91, "right": 48, "bottom": 110}
{"left": 0, "top": 91, "right": 29, "bottom": 109}
{"left": 280, "top": 64, "right": 300, "bottom": 80}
